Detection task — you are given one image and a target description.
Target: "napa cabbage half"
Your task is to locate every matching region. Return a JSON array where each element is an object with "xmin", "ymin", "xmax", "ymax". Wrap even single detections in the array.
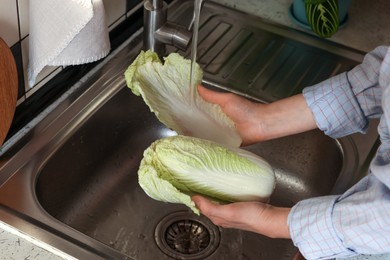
[
  {"xmin": 124, "ymin": 50, "xmax": 241, "ymax": 147},
  {"xmin": 138, "ymin": 135, "xmax": 275, "ymax": 214}
]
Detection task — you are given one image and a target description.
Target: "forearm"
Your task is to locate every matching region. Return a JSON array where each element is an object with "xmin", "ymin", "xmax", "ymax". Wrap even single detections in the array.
[
  {"xmin": 258, "ymin": 205, "xmax": 291, "ymax": 239},
  {"xmin": 260, "ymin": 94, "xmax": 318, "ymax": 141}
]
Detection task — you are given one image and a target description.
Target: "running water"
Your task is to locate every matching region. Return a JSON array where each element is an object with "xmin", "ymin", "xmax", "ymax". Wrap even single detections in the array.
[{"xmin": 189, "ymin": 0, "xmax": 203, "ymax": 109}]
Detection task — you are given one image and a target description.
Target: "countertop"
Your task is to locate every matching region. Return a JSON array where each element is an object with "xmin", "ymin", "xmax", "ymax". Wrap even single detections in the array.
[
  {"xmin": 1, "ymin": 0, "xmax": 390, "ymax": 259},
  {"xmin": 0, "ymin": 221, "xmax": 73, "ymax": 260},
  {"xmin": 212, "ymin": 0, "xmax": 390, "ymax": 53}
]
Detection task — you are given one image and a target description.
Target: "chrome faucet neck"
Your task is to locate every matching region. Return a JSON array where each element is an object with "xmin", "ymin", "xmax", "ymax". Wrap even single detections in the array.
[
  {"xmin": 151, "ymin": 0, "xmax": 163, "ymax": 9},
  {"xmin": 143, "ymin": 0, "xmax": 192, "ymax": 56}
]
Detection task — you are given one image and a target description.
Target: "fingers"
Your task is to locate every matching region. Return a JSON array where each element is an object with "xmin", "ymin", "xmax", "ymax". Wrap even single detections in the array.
[
  {"xmin": 192, "ymin": 195, "xmax": 232, "ymax": 228},
  {"xmin": 192, "ymin": 195, "xmax": 251, "ymax": 223},
  {"xmin": 192, "ymin": 195, "xmax": 259, "ymax": 232},
  {"xmin": 192, "ymin": 195, "xmax": 227, "ymax": 222}
]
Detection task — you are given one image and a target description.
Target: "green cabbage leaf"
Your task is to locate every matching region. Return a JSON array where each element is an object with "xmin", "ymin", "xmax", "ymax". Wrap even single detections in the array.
[
  {"xmin": 124, "ymin": 50, "xmax": 241, "ymax": 147},
  {"xmin": 138, "ymin": 135, "xmax": 275, "ymax": 214}
]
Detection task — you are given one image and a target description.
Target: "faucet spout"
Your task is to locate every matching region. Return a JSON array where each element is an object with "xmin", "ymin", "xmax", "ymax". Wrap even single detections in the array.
[
  {"xmin": 143, "ymin": 0, "xmax": 192, "ymax": 56},
  {"xmin": 150, "ymin": 0, "xmax": 163, "ymax": 9}
]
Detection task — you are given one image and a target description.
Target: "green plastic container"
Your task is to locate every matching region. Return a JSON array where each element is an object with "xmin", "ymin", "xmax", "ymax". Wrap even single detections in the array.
[{"xmin": 289, "ymin": 0, "xmax": 352, "ymax": 30}]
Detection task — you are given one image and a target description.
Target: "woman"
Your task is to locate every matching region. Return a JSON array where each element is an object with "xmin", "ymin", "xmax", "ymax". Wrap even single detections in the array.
[{"xmin": 192, "ymin": 46, "xmax": 390, "ymax": 259}]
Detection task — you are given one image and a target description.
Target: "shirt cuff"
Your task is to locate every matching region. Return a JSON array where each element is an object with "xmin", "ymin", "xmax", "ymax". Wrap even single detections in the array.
[
  {"xmin": 303, "ymin": 72, "xmax": 368, "ymax": 138},
  {"xmin": 288, "ymin": 195, "xmax": 356, "ymax": 259}
]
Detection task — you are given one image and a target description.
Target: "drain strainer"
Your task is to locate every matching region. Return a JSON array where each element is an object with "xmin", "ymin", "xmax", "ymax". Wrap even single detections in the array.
[{"xmin": 155, "ymin": 211, "xmax": 220, "ymax": 259}]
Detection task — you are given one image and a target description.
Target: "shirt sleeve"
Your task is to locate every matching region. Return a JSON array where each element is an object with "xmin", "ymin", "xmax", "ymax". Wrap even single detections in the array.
[
  {"xmin": 288, "ymin": 174, "xmax": 390, "ymax": 259},
  {"xmin": 288, "ymin": 46, "xmax": 390, "ymax": 259},
  {"xmin": 302, "ymin": 46, "xmax": 388, "ymax": 138}
]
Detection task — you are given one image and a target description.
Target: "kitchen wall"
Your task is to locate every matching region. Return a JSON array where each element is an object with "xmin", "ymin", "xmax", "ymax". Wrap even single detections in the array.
[{"xmin": 0, "ymin": 0, "xmax": 143, "ymax": 106}]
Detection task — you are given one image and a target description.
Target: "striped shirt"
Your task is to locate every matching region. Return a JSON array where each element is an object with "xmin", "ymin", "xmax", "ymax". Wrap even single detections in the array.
[{"xmin": 288, "ymin": 46, "xmax": 390, "ymax": 259}]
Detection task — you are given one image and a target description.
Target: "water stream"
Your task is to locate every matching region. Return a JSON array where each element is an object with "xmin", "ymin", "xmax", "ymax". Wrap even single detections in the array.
[{"xmin": 189, "ymin": 0, "xmax": 204, "ymax": 109}]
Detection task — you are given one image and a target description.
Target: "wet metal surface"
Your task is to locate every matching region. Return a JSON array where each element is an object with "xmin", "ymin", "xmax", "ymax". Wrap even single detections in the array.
[{"xmin": 0, "ymin": 1, "xmax": 378, "ymax": 259}]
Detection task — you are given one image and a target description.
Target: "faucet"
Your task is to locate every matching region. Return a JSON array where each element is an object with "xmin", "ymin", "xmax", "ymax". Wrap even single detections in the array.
[{"xmin": 143, "ymin": 0, "xmax": 192, "ymax": 55}]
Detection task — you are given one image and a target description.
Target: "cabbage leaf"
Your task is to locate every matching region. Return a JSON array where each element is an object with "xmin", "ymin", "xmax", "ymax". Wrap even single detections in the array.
[
  {"xmin": 138, "ymin": 135, "xmax": 275, "ymax": 214},
  {"xmin": 124, "ymin": 50, "xmax": 242, "ymax": 147}
]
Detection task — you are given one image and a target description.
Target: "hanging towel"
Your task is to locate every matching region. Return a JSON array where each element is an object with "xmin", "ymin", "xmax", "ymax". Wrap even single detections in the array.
[{"xmin": 28, "ymin": 0, "xmax": 111, "ymax": 87}]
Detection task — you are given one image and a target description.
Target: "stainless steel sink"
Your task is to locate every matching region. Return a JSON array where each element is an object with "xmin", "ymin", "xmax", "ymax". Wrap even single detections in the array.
[{"xmin": 0, "ymin": 1, "xmax": 379, "ymax": 259}]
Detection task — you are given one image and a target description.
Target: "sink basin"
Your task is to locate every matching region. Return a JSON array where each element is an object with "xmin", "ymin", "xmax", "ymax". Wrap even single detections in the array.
[
  {"xmin": 34, "ymin": 87, "xmax": 349, "ymax": 259},
  {"xmin": 0, "ymin": 1, "xmax": 378, "ymax": 259}
]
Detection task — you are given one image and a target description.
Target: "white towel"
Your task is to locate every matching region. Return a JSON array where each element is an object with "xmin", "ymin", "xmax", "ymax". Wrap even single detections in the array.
[{"xmin": 28, "ymin": 0, "xmax": 111, "ymax": 87}]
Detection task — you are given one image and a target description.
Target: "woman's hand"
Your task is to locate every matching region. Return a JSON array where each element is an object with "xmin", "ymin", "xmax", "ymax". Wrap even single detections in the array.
[
  {"xmin": 192, "ymin": 195, "xmax": 291, "ymax": 239},
  {"xmin": 197, "ymin": 85, "xmax": 317, "ymax": 146},
  {"xmin": 198, "ymin": 85, "xmax": 266, "ymax": 145}
]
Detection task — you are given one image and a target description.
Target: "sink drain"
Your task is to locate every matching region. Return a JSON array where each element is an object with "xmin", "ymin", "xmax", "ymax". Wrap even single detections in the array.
[{"xmin": 155, "ymin": 211, "xmax": 220, "ymax": 259}]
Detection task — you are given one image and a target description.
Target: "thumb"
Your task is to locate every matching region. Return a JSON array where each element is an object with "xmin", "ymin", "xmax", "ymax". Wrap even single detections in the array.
[
  {"xmin": 197, "ymin": 85, "xmax": 229, "ymax": 106},
  {"xmin": 192, "ymin": 195, "xmax": 219, "ymax": 216}
]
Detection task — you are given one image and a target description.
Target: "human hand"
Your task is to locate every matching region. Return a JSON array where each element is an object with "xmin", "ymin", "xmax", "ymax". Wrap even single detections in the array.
[
  {"xmin": 197, "ymin": 85, "xmax": 267, "ymax": 145},
  {"xmin": 192, "ymin": 195, "xmax": 291, "ymax": 239},
  {"xmin": 197, "ymin": 85, "xmax": 317, "ymax": 145}
]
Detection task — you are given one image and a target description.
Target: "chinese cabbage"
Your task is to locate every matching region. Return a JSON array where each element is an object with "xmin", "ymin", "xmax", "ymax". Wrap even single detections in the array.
[
  {"xmin": 138, "ymin": 135, "xmax": 275, "ymax": 214},
  {"xmin": 124, "ymin": 50, "xmax": 241, "ymax": 147}
]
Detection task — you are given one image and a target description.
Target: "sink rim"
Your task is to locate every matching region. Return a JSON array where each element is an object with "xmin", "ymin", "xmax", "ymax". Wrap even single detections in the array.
[
  {"xmin": 0, "ymin": 1, "xmax": 376, "ymax": 258},
  {"xmin": 0, "ymin": 76, "xmax": 361, "ymax": 260},
  {"xmin": 0, "ymin": 77, "xmax": 360, "ymax": 260},
  {"xmin": 0, "ymin": 75, "xmax": 357, "ymax": 259}
]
